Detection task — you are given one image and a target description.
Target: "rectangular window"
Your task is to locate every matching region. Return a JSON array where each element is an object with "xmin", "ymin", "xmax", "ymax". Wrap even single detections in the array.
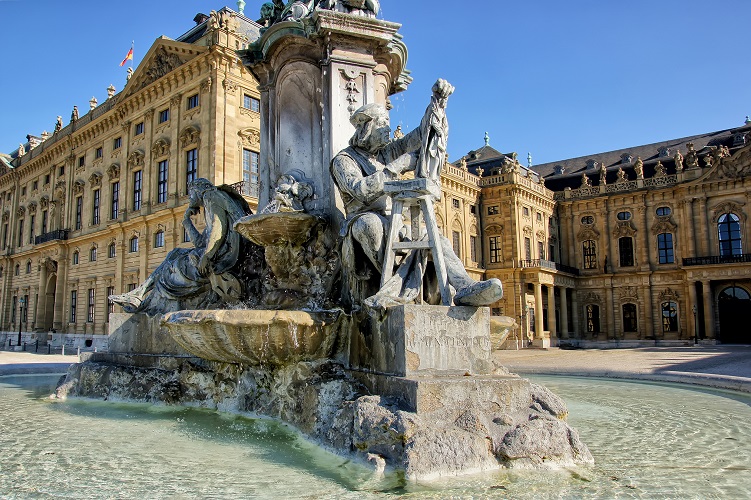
[
  {"xmin": 538, "ymin": 241, "xmax": 545, "ymax": 260},
  {"xmin": 2, "ymin": 223, "xmax": 7, "ymax": 248},
  {"xmin": 583, "ymin": 240, "xmax": 597, "ymax": 270},
  {"xmin": 619, "ymin": 237, "xmax": 634, "ymax": 267},
  {"xmin": 523, "ymin": 207, "xmax": 530, "ymax": 217},
  {"xmin": 452, "ymin": 198, "xmax": 460, "ymax": 209},
  {"xmin": 157, "ymin": 160, "xmax": 169, "ymax": 204},
  {"xmin": 59, "ymin": 165, "xmax": 65, "ymax": 177},
  {"xmin": 242, "ymin": 149, "xmax": 259, "ymax": 185},
  {"xmin": 130, "ymin": 237, "xmax": 139, "ymax": 253},
  {"xmin": 470, "ymin": 235, "xmax": 477, "ymax": 263},
  {"xmin": 78, "ymin": 156, "xmax": 85, "ymax": 168},
  {"xmin": 452, "ymin": 231, "xmax": 461, "ymax": 258},
  {"xmin": 41, "ymin": 210, "xmax": 48, "ymax": 235},
  {"xmin": 32, "ymin": 180, "xmax": 38, "ymax": 191},
  {"xmin": 134, "ymin": 122, "xmax": 144, "ymax": 135},
  {"xmin": 622, "ymin": 304, "xmax": 638, "ymax": 332},
  {"xmin": 87, "ymin": 288, "xmax": 95, "ymax": 323},
  {"xmin": 28, "ymin": 214, "xmax": 35, "ymax": 244},
  {"xmin": 113, "ymin": 137, "xmax": 122, "ymax": 149},
  {"xmin": 18, "ymin": 219, "xmax": 24, "ymax": 246},
  {"xmin": 243, "ymin": 94, "xmax": 260, "ymax": 112},
  {"xmin": 127, "ymin": 283, "xmax": 137, "ymax": 292},
  {"xmin": 107, "ymin": 286, "xmax": 115, "ymax": 319},
  {"xmin": 186, "ymin": 149, "xmax": 198, "ymax": 191},
  {"xmin": 187, "ymin": 94, "xmax": 199, "ymax": 109},
  {"xmin": 469, "ymin": 205, "xmax": 476, "ymax": 215},
  {"xmin": 108, "ymin": 243, "xmax": 116, "ymax": 258},
  {"xmin": 487, "ymin": 206, "xmax": 499, "ymax": 216},
  {"xmin": 133, "ymin": 170, "xmax": 142, "ymax": 211},
  {"xmin": 11, "ymin": 296, "xmax": 17, "ymax": 325},
  {"xmin": 154, "ymin": 231, "xmax": 165, "ymax": 248},
  {"xmin": 158, "ymin": 108, "xmax": 170, "ymax": 123},
  {"xmin": 92, "ymin": 189, "xmax": 101, "ymax": 225},
  {"xmin": 658, "ymin": 233, "xmax": 674, "ymax": 264},
  {"xmin": 111, "ymin": 181, "xmax": 120, "ymax": 219},
  {"xmin": 95, "ymin": 147, "xmax": 103, "ymax": 159},
  {"xmin": 489, "ymin": 236, "xmax": 501, "ymax": 264},
  {"xmin": 549, "ymin": 244, "xmax": 556, "ymax": 263},
  {"xmin": 524, "ymin": 237, "xmax": 531, "ymax": 261},
  {"xmin": 44, "ymin": 174, "xmax": 50, "ymax": 185},
  {"xmin": 70, "ymin": 290, "xmax": 77, "ymax": 323},
  {"xmin": 75, "ymin": 196, "xmax": 83, "ymax": 230}
]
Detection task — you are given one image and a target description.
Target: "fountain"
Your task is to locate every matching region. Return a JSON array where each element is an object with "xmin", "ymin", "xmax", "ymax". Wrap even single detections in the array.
[{"xmin": 56, "ymin": 2, "xmax": 593, "ymax": 480}]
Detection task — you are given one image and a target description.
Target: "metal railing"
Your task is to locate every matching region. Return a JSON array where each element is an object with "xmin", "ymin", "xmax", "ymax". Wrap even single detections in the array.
[
  {"xmin": 683, "ymin": 253, "xmax": 751, "ymax": 266},
  {"xmin": 228, "ymin": 181, "xmax": 259, "ymax": 198},
  {"xmin": 518, "ymin": 259, "xmax": 580, "ymax": 275},
  {"xmin": 35, "ymin": 229, "xmax": 70, "ymax": 245}
]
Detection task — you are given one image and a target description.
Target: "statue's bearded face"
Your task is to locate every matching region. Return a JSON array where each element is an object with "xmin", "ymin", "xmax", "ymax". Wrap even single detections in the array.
[{"xmin": 364, "ymin": 115, "xmax": 391, "ymax": 152}]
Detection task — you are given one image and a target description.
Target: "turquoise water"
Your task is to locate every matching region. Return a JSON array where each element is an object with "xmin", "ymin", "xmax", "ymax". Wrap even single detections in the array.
[{"xmin": 1, "ymin": 373, "xmax": 750, "ymax": 498}]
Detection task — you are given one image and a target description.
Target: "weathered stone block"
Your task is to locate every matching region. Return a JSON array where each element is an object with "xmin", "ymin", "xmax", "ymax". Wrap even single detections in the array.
[
  {"xmin": 108, "ymin": 313, "xmax": 189, "ymax": 356},
  {"xmin": 350, "ymin": 305, "xmax": 492, "ymax": 376}
]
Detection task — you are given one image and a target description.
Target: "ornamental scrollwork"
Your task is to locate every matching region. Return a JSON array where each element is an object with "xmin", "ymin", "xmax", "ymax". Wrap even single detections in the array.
[{"xmin": 180, "ymin": 126, "xmax": 201, "ymax": 149}]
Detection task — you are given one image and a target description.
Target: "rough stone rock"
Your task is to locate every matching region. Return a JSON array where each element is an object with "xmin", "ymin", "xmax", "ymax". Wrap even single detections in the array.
[
  {"xmin": 530, "ymin": 382, "xmax": 569, "ymax": 419},
  {"xmin": 495, "ymin": 418, "xmax": 594, "ymax": 466}
]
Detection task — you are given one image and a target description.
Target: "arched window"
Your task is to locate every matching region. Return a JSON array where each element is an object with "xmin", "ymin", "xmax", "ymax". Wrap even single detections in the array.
[
  {"xmin": 656, "ymin": 206, "xmax": 671, "ymax": 217},
  {"xmin": 657, "ymin": 233, "xmax": 674, "ymax": 264},
  {"xmin": 154, "ymin": 230, "xmax": 165, "ymax": 248},
  {"xmin": 618, "ymin": 237, "xmax": 634, "ymax": 267},
  {"xmin": 622, "ymin": 303, "xmax": 637, "ymax": 332},
  {"xmin": 718, "ymin": 213, "xmax": 742, "ymax": 257},
  {"xmin": 583, "ymin": 240, "xmax": 597, "ymax": 269},
  {"xmin": 72, "ymin": 251, "xmax": 79, "ymax": 265},
  {"xmin": 25, "ymin": 260, "xmax": 31, "ymax": 274},
  {"xmin": 15, "ymin": 264, "xmax": 20, "ymax": 276},
  {"xmin": 89, "ymin": 246, "xmax": 97, "ymax": 262},
  {"xmin": 130, "ymin": 236, "xmax": 139, "ymax": 253},
  {"xmin": 108, "ymin": 242, "xmax": 116, "ymax": 258},
  {"xmin": 661, "ymin": 301, "xmax": 678, "ymax": 332},
  {"xmin": 586, "ymin": 304, "xmax": 600, "ymax": 333}
]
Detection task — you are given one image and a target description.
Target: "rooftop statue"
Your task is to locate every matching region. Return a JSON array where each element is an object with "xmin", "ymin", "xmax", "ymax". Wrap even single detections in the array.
[
  {"xmin": 331, "ymin": 79, "xmax": 502, "ymax": 309},
  {"xmin": 260, "ymin": 0, "xmax": 379, "ymax": 27},
  {"xmin": 110, "ymin": 178, "xmax": 259, "ymax": 314}
]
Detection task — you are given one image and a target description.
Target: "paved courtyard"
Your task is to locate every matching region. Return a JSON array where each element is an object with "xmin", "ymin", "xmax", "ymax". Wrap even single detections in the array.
[{"xmin": 495, "ymin": 345, "xmax": 751, "ymax": 393}]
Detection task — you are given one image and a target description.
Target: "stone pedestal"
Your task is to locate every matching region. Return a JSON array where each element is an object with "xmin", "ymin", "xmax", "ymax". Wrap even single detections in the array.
[{"xmin": 349, "ymin": 305, "xmax": 492, "ymax": 376}]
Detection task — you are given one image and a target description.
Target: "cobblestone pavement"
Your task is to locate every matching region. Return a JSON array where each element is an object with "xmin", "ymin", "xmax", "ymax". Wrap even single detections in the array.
[{"xmin": 494, "ymin": 345, "xmax": 751, "ymax": 393}]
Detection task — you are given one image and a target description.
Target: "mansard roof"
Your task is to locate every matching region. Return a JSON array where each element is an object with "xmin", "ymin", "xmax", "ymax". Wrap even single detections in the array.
[{"xmin": 532, "ymin": 123, "xmax": 751, "ymax": 191}]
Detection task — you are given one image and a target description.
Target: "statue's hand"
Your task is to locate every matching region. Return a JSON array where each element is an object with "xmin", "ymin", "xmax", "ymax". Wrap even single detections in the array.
[
  {"xmin": 198, "ymin": 255, "xmax": 210, "ymax": 276},
  {"xmin": 432, "ymin": 78, "xmax": 455, "ymax": 102}
]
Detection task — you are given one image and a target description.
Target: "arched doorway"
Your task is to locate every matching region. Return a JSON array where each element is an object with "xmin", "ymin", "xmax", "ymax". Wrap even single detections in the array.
[
  {"xmin": 718, "ymin": 286, "xmax": 751, "ymax": 344},
  {"xmin": 43, "ymin": 273, "xmax": 57, "ymax": 332}
]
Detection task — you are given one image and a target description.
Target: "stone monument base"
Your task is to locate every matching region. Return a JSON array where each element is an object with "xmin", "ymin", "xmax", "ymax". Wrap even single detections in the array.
[{"xmin": 55, "ymin": 306, "xmax": 592, "ymax": 481}]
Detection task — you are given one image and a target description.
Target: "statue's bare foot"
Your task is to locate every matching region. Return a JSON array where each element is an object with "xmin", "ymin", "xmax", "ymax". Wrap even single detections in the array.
[
  {"xmin": 109, "ymin": 293, "xmax": 143, "ymax": 313},
  {"xmin": 454, "ymin": 278, "xmax": 503, "ymax": 307}
]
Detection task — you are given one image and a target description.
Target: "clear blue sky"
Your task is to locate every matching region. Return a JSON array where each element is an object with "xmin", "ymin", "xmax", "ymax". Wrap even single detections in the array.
[{"xmin": 1, "ymin": 1, "xmax": 749, "ymax": 164}]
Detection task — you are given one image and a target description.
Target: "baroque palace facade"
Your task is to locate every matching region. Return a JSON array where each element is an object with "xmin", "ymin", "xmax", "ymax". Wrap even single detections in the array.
[
  {"xmin": 2, "ymin": 8, "xmax": 749, "ymax": 348},
  {"xmin": 0, "ymin": 9, "xmax": 263, "ymax": 341}
]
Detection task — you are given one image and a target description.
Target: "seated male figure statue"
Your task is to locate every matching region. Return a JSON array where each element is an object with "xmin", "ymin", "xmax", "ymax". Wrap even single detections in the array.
[{"xmin": 331, "ymin": 79, "xmax": 502, "ymax": 308}]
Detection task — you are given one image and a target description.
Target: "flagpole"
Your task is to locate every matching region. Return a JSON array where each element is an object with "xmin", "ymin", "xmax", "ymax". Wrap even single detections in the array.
[{"xmin": 130, "ymin": 41, "xmax": 134, "ymax": 68}]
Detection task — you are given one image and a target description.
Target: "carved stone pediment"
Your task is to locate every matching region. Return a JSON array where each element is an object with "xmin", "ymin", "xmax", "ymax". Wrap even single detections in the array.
[
  {"xmin": 16, "ymin": 206, "xmax": 25, "ymax": 217},
  {"xmin": 89, "ymin": 172, "xmax": 103, "ymax": 187},
  {"xmin": 485, "ymin": 224, "xmax": 503, "ymax": 235},
  {"xmin": 151, "ymin": 138, "xmax": 171, "ymax": 158},
  {"xmin": 582, "ymin": 291, "xmax": 601, "ymax": 304},
  {"xmin": 612, "ymin": 220, "xmax": 637, "ymax": 238},
  {"xmin": 27, "ymin": 202, "xmax": 37, "ymax": 214},
  {"xmin": 39, "ymin": 196, "xmax": 49, "ymax": 209},
  {"xmin": 522, "ymin": 225, "xmax": 533, "ymax": 236},
  {"xmin": 651, "ymin": 216, "xmax": 677, "ymax": 235},
  {"xmin": 141, "ymin": 47, "xmax": 184, "ymax": 89},
  {"xmin": 73, "ymin": 179, "xmax": 86, "ymax": 195},
  {"xmin": 536, "ymin": 230, "xmax": 546, "ymax": 241},
  {"xmin": 107, "ymin": 163, "xmax": 120, "ymax": 180},
  {"xmin": 658, "ymin": 287, "xmax": 679, "ymax": 302},
  {"xmin": 180, "ymin": 126, "xmax": 201, "ymax": 149},
  {"xmin": 238, "ymin": 128, "xmax": 260, "ymax": 148},
  {"xmin": 1, "ymin": 211, "xmax": 8, "ymax": 222},
  {"xmin": 710, "ymin": 200, "xmax": 745, "ymax": 223},
  {"xmin": 127, "ymin": 150, "xmax": 145, "ymax": 169},
  {"xmin": 576, "ymin": 226, "xmax": 600, "ymax": 241},
  {"xmin": 618, "ymin": 286, "xmax": 638, "ymax": 301},
  {"xmin": 54, "ymin": 180, "xmax": 66, "ymax": 202}
]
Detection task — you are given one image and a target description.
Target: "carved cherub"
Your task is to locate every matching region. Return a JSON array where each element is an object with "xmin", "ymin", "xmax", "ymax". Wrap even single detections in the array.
[
  {"xmin": 674, "ymin": 150, "xmax": 684, "ymax": 172},
  {"xmin": 634, "ymin": 156, "xmax": 644, "ymax": 179},
  {"xmin": 581, "ymin": 172, "xmax": 592, "ymax": 187}
]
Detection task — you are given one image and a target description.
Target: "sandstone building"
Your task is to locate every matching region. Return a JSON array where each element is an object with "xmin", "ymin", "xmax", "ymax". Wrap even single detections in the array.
[
  {"xmin": 0, "ymin": 9, "xmax": 263, "ymax": 343},
  {"xmin": 2, "ymin": 7, "xmax": 749, "ymax": 348}
]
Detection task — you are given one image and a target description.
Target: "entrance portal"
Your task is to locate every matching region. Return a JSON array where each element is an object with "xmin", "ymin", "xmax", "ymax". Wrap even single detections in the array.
[{"xmin": 718, "ymin": 286, "xmax": 751, "ymax": 344}]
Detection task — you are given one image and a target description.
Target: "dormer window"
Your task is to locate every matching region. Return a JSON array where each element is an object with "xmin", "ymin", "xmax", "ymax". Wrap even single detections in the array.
[
  {"xmin": 733, "ymin": 133, "xmax": 746, "ymax": 147},
  {"xmin": 585, "ymin": 159, "xmax": 598, "ymax": 170},
  {"xmin": 658, "ymin": 146, "xmax": 671, "ymax": 157},
  {"xmin": 553, "ymin": 165, "xmax": 565, "ymax": 175},
  {"xmin": 620, "ymin": 153, "xmax": 633, "ymax": 164}
]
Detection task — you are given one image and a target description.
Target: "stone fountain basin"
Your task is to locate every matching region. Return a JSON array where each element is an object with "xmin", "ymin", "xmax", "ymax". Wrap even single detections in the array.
[
  {"xmin": 234, "ymin": 212, "xmax": 320, "ymax": 247},
  {"xmin": 161, "ymin": 309, "xmax": 347, "ymax": 366}
]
